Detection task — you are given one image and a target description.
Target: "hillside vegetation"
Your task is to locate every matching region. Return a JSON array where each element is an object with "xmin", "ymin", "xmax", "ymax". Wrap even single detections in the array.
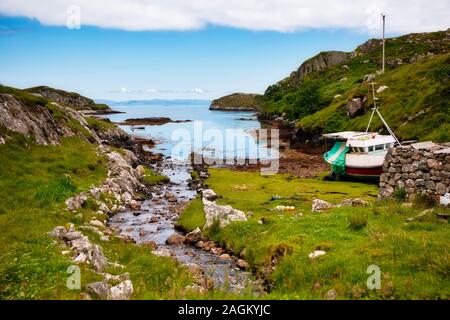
[
  {"xmin": 210, "ymin": 93, "xmax": 263, "ymax": 111},
  {"xmin": 261, "ymin": 29, "xmax": 450, "ymax": 143}
]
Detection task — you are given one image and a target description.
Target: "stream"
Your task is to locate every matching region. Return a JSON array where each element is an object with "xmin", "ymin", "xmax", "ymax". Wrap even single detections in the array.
[{"xmin": 108, "ymin": 159, "xmax": 259, "ymax": 293}]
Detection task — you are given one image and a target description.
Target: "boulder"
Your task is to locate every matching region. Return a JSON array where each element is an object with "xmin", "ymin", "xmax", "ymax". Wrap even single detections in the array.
[
  {"xmin": 185, "ymin": 227, "xmax": 203, "ymax": 244},
  {"xmin": 202, "ymin": 189, "xmax": 218, "ymax": 201},
  {"xmin": 347, "ymin": 97, "xmax": 367, "ymax": 118},
  {"xmin": 236, "ymin": 259, "xmax": 249, "ymax": 270},
  {"xmin": 86, "ymin": 281, "xmax": 111, "ymax": 300},
  {"xmin": 90, "ymin": 219, "xmax": 105, "ymax": 229},
  {"xmin": 107, "ymin": 280, "xmax": 134, "ymax": 300},
  {"xmin": 129, "ymin": 200, "xmax": 141, "ymax": 210},
  {"xmin": 195, "ymin": 241, "xmax": 207, "ymax": 249},
  {"xmin": 50, "ymin": 226, "xmax": 67, "ymax": 239},
  {"xmin": 91, "ymin": 244, "xmax": 108, "ymax": 272},
  {"xmin": 165, "ymin": 233, "xmax": 186, "ymax": 245},
  {"xmin": 312, "ymin": 199, "xmax": 334, "ymax": 212},
  {"xmin": 218, "ymin": 253, "xmax": 231, "ymax": 261},
  {"xmin": 203, "ymin": 198, "xmax": 247, "ymax": 228},
  {"xmin": 62, "ymin": 231, "xmax": 82, "ymax": 241}
]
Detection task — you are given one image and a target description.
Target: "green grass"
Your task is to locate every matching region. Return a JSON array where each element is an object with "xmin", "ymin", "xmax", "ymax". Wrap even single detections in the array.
[
  {"xmin": 179, "ymin": 168, "xmax": 450, "ymax": 299},
  {"xmin": 85, "ymin": 116, "xmax": 116, "ymax": 133},
  {"xmin": 0, "ymin": 136, "xmax": 107, "ymax": 299},
  {"xmin": 0, "ymin": 84, "xmax": 47, "ymax": 108},
  {"xmin": 0, "ymin": 137, "xmax": 197, "ymax": 299},
  {"xmin": 177, "ymin": 196, "xmax": 206, "ymax": 232},
  {"xmin": 142, "ymin": 167, "xmax": 170, "ymax": 186}
]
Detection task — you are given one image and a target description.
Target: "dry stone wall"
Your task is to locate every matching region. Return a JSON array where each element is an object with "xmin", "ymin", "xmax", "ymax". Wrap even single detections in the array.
[{"xmin": 379, "ymin": 141, "xmax": 450, "ymax": 202}]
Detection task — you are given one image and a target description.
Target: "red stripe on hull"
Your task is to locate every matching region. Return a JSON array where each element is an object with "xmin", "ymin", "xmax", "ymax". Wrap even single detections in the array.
[{"xmin": 345, "ymin": 167, "xmax": 383, "ymax": 176}]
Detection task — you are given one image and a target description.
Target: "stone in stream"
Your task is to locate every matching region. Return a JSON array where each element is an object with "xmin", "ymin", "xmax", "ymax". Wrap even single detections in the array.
[
  {"xmin": 194, "ymin": 241, "xmax": 207, "ymax": 249},
  {"xmin": 139, "ymin": 229, "xmax": 149, "ymax": 237},
  {"xmin": 165, "ymin": 233, "xmax": 186, "ymax": 245},
  {"xmin": 149, "ymin": 216, "xmax": 159, "ymax": 223},
  {"xmin": 185, "ymin": 227, "xmax": 203, "ymax": 244},
  {"xmin": 141, "ymin": 240, "xmax": 158, "ymax": 250},
  {"xmin": 167, "ymin": 196, "xmax": 178, "ymax": 203},
  {"xmin": 236, "ymin": 259, "xmax": 249, "ymax": 270},
  {"xmin": 218, "ymin": 253, "xmax": 231, "ymax": 261},
  {"xmin": 133, "ymin": 212, "xmax": 142, "ymax": 216},
  {"xmin": 129, "ymin": 200, "xmax": 141, "ymax": 210}
]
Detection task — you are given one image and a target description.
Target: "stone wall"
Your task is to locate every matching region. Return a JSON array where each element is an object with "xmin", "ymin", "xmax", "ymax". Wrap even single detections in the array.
[{"xmin": 379, "ymin": 141, "xmax": 450, "ymax": 201}]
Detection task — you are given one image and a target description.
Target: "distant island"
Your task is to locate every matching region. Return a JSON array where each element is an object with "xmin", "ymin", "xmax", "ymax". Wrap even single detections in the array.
[
  {"xmin": 209, "ymin": 93, "xmax": 263, "ymax": 111},
  {"xmin": 98, "ymin": 99, "xmax": 210, "ymax": 107}
]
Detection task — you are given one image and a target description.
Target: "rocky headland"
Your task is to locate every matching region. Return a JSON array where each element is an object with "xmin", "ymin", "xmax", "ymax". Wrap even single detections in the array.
[{"xmin": 209, "ymin": 93, "xmax": 262, "ymax": 111}]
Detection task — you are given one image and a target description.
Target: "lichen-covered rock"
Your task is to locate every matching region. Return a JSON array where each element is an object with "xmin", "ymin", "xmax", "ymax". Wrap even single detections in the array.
[
  {"xmin": 312, "ymin": 199, "xmax": 334, "ymax": 212},
  {"xmin": 107, "ymin": 280, "xmax": 134, "ymax": 300},
  {"xmin": 203, "ymin": 196, "xmax": 247, "ymax": 228}
]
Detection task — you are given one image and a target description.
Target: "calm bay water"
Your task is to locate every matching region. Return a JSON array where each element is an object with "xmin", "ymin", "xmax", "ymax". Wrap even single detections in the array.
[{"xmin": 104, "ymin": 102, "xmax": 277, "ymax": 161}]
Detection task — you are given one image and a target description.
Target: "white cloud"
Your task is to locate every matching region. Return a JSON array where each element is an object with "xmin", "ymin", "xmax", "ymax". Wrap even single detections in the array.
[
  {"xmin": 190, "ymin": 88, "xmax": 204, "ymax": 94},
  {"xmin": 1, "ymin": 0, "xmax": 447, "ymax": 34}
]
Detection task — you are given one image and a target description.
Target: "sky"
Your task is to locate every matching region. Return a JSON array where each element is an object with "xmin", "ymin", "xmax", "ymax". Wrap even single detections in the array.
[{"xmin": 0, "ymin": 0, "xmax": 449, "ymax": 101}]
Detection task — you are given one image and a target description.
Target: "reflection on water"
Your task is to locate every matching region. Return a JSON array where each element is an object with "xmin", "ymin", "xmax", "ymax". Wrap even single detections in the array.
[{"xmin": 104, "ymin": 103, "xmax": 278, "ymax": 161}]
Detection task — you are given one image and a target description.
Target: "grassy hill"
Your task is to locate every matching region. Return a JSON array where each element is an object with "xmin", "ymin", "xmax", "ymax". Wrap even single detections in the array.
[
  {"xmin": 210, "ymin": 93, "xmax": 263, "ymax": 111},
  {"xmin": 261, "ymin": 29, "xmax": 450, "ymax": 143}
]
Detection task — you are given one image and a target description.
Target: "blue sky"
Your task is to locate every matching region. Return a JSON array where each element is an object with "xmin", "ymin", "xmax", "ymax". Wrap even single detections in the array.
[
  {"xmin": 0, "ymin": 17, "xmax": 371, "ymax": 100},
  {"xmin": 0, "ymin": 0, "xmax": 448, "ymax": 101}
]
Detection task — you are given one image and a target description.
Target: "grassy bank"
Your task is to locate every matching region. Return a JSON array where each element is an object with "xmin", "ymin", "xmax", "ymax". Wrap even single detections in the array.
[
  {"xmin": 0, "ymin": 136, "xmax": 195, "ymax": 299},
  {"xmin": 179, "ymin": 168, "xmax": 450, "ymax": 299}
]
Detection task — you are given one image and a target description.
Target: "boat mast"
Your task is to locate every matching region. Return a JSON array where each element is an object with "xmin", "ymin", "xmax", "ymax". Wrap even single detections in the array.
[{"xmin": 381, "ymin": 13, "xmax": 386, "ymax": 74}]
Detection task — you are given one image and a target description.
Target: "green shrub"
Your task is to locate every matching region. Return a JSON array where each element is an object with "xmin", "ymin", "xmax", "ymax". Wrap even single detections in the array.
[{"xmin": 393, "ymin": 187, "xmax": 407, "ymax": 201}]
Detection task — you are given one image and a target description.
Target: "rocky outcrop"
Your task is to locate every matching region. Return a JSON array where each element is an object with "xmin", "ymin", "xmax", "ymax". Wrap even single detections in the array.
[
  {"xmin": 379, "ymin": 142, "xmax": 450, "ymax": 201},
  {"xmin": 65, "ymin": 146, "xmax": 147, "ymax": 215},
  {"xmin": 295, "ymin": 51, "xmax": 352, "ymax": 81},
  {"xmin": 210, "ymin": 93, "xmax": 262, "ymax": 111},
  {"xmin": 346, "ymin": 96, "xmax": 368, "ymax": 118},
  {"xmin": 0, "ymin": 94, "xmax": 100, "ymax": 145},
  {"xmin": 25, "ymin": 86, "xmax": 112, "ymax": 112}
]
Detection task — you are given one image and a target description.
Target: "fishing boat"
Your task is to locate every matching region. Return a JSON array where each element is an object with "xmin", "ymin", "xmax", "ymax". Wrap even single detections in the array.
[{"xmin": 323, "ymin": 83, "xmax": 401, "ymax": 179}]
